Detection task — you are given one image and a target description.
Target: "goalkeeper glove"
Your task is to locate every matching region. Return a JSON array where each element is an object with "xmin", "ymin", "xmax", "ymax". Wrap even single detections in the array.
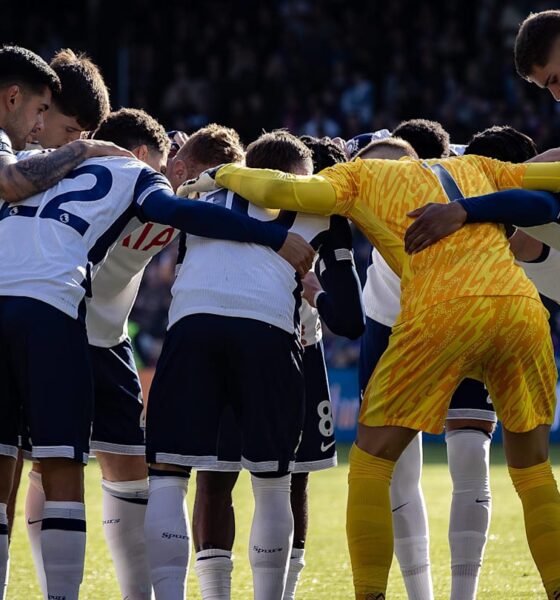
[{"xmin": 177, "ymin": 165, "xmax": 223, "ymax": 198}]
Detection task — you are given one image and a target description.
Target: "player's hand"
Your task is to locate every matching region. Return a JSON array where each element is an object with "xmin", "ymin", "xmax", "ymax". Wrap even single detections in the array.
[
  {"xmin": 76, "ymin": 139, "xmax": 134, "ymax": 159},
  {"xmin": 177, "ymin": 165, "xmax": 223, "ymax": 198},
  {"xmin": 277, "ymin": 232, "xmax": 315, "ymax": 277},
  {"xmin": 301, "ymin": 272, "xmax": 323, "ymax": 307},
  {"xmin": 405, "ymin": 202, "xmax": 467, "ymax": 254}
]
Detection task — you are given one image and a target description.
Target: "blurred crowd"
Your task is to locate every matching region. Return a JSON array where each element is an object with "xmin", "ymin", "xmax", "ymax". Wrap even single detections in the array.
[{"xmin": 5, "ymin": 0, "xmax": 560, "ymax": 367}]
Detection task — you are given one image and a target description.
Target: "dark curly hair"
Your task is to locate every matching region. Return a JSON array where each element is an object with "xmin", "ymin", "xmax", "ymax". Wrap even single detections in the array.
[
  {"xmin": 0, "ymin": 45, "xmax": 60, "ymax": 94},
  {"xmin": 299, "ymin": 135, "xmax": 346, "ymax": 173},
  {"xmin": 94, "ymin": 108, "xmax": 170, "ymax": 154},
  {"xmin": 392, "ymin": 118, "xmax": 450, "ymax": 159},
  {"xmin": 465, "ymin": 125, "xmax": 537, "ymax": 163}
]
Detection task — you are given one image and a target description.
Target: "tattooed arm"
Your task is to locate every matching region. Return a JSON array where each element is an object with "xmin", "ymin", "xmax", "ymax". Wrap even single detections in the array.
[{"xmin": 0, "ymin": 139, "xmax": 133, "ymax": 202}]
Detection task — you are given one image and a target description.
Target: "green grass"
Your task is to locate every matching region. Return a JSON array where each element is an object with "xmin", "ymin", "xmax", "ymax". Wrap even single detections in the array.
[{"xmin": 7, "ymin": 445, "xmax": 560, "ymax": 599}]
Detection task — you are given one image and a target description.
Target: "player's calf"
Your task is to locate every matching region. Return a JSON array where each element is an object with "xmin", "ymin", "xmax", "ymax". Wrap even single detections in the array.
[
  {"xmin": 144, "ymin": 464, "xmax": 191, "ymax": 600},
  {"xmin": 250, "ymin": 472, "xmax": 293, "ymax": 600}
]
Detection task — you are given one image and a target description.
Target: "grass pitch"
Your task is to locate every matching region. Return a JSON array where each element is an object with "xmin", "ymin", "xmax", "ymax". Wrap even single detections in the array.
[{"xmin": 7, "ymin": 444, "xmax": 559, "ymax": 599}]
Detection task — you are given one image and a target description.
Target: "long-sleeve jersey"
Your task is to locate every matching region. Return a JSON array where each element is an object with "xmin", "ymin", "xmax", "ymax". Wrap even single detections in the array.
[{"xmin": 215, "ymin": 156, "xmax": 560, "ymax": 322}]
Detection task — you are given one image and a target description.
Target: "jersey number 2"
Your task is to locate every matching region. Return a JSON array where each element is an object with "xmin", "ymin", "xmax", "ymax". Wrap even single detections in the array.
[{"xmin": 0, "ymin": 165, "xmax": 112, "ymax": 236}]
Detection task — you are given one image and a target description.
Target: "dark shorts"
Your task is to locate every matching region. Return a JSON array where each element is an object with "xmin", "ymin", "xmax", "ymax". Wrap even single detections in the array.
[
  {"xmin": 207, "ymin": 342, "xmax": 337, "ymax": 473},
  {"xmin": 89, "ymin": 340, "xmax": 145, "ymax": 455},
  {"xmin": 359, "ymin": 316, "xmax": 496, "ymax": 422},
  {"xmin": 146, "ymin": 314, "xmax": 305, "ymax": 474},
  {"xmin": 0, "ymin": 297, "xmax": 93, "ymax": 463}
]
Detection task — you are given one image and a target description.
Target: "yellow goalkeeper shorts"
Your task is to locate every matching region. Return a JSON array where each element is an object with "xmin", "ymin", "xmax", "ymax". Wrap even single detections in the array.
[{"xmin": 360, "ymin": 295, "xmax": 557, "ymax": 434}]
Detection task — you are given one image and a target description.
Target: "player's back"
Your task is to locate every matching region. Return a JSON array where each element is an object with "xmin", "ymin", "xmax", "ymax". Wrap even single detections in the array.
[
  {"xmin": 325, "ymin": 155, "xmax": 539, "ymax": 321},
  {"xmin": 0, "ymin": 156, "xmax": 165, "ymax": 319},
  {"xmin": 170, "ymin": 188, "xmax": 331, "ymax": 334}
]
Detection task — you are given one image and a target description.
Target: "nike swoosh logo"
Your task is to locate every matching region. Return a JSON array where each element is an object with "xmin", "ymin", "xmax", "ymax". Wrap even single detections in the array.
[
  {"xmin": 27, "ymin": 518, "xmax": 42, "ymax": 525},
  {"xmin": 320, "ymin": 441, "xmax": 335, "ymax": 452},
  {"xmin": 392, "ymin": 502, "xmax": 409, "ymax": 513},
  {"xmin": 475, "ymin": 498, "xmax": 489, "ymax": 503}
]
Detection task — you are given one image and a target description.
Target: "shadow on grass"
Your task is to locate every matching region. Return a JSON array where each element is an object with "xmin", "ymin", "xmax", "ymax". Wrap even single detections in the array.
[{"xmin": 336, "ymin": 442, "xmax": 560, "ymax": 465}]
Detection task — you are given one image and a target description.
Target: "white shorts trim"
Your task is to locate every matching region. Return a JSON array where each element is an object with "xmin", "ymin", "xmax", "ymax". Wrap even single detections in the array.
[
  {"xmin": 446, "ymin": 408, "xmax": 497, "ymax": 423},
  {"xmin": 241, "ymin": 457, "xmax": 295, "ymax": 473},
  {"xmin": 197, "ymin": 460, "xmax": 243, "ymax": 473},
  {"xmin": 293, "ymin": 455, "xmax": 338, "ymax": 473},
  {"xmin": 0, "ymin": 443, "xmax": 18, "ymax": 459},
  {"xmin": 32, "ymin": 445, "xmax": 89, "ymax": 464},
  {"xmin": 155, "ymin": 452, "xmax": 218, "ymax": 469},
  {"xmin": 90, "ymin": 441, "xmax": 145, "ymax": 456}
]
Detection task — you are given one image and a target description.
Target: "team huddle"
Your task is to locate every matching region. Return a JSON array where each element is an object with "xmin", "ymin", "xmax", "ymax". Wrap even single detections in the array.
[{"xmin": 1, "ymin": 8, "xmax": 560, "ymax": 600}]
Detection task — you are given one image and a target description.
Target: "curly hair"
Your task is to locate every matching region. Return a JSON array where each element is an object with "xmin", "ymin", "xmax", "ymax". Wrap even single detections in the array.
[
  {"xmin": 465, "ymin": 125, "xmax": 537, "ymax": 163},
  {"xmin": 392, "ymin": 118, "xmax": 450, "ymax": 159},
  {"xmin": 94, "ymin": 108, "xmax": 170, "ymax": 154},
  {"xmin": 299, "ymin": 135, "xmax": 346, "ymax": 173}
]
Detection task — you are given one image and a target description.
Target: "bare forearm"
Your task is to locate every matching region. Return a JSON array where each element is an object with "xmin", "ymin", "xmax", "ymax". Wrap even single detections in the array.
[{"xmin": 0, "ymin": 141, "xmax": 88, "ymax": 202}]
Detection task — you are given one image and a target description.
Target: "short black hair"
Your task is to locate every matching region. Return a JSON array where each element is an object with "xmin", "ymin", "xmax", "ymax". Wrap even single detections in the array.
[
  {"xmin": 299, "ymin": 135, "xmax": 346, "ymax": 173},
  {"xmin": 515, "ymin": 10, "xmax": 560, "ymax": 79},
  {"xmin": 0, "ymin": 45, "xmax": 60, "ymax": 95},
  {"xmin": 392, "ymin": 118, "xmax": 450, "ymax": 159},
  {"xmin": 246, "ymin": 130, "xmax": 312, "ymax": 173},
  {"xmin": 50, "ymin": 49, "xmax": 110, "ymax": 130},
  {"xmin": 464, "ymin": 125, "xmax": 537, "ymax": 163},
  {"xmin": 94, "ymin": 108, "xmax": 170, "ymax": 154}
]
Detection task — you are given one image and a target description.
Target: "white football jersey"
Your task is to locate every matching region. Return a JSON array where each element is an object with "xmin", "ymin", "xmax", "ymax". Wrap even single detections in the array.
[
  {"xmin": 0, "ymin": 156, "xmax": 170, "ymax": 319},
  {"xmin": 519, "ymin": 224, "xmax": 560, "ymax": 253},
  {"xmin": 362, "ymin": 248, "xmax": 401, "ymax": 327},
  {"xmin": 87, "ymin": 222, "xmax": 177, "ymax": 347},
  {"xmin": 169, "ymin": 188, "xmax": 334, "ymax": 334},
  {"xmin": 517, "ymin": 247, "xmax": 560, "ymax": 305}
]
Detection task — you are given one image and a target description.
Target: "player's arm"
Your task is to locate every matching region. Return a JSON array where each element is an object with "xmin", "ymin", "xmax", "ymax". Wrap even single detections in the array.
[
  {"xmin": 180, "ymin": 162, "xmax": 343, "ymax": 215},
  {"xmin": 404, "ymin": 189, "xmax": 560, "ymax": 254},
  {"xmin": 137, "ymin": 184, "xmax": 315, "ymax": 275},
  {"xmin": 304, "ymin": 217, "xmax": 365, "ymax": 339},
  {"xmin": 0, "ymin": 139, "xmax": 133, "ymax": 202}
]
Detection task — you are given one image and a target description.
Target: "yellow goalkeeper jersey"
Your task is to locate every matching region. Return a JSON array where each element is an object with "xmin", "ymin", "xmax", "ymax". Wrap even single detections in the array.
[{"xmin": 216, "ymin": 155, "xmax": 557, "ymax": 321}]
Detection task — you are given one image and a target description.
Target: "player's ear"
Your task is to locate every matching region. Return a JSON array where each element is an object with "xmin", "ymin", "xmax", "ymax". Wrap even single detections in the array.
[
  {"xmin": 172, "ymin": 157, "xmax": 187, "ymax": 183},
  {"xmin": 4, "ymin": 85, "xmax": 22, "ymax": 111},
  {"xmin": 132, "ymin": 144, "xmax": 149, "ymax": 162}
]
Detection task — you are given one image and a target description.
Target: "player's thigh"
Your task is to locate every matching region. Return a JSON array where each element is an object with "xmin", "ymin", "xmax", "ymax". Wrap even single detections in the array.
[
  {"xmin": 361, "ymin": 298, "xmax": 493, "ymax": 434},
  {"xmin": 358, "ymin": 317, "xmax": 392, "ymax": 400},
  {"xmin": 483, "ymin": 297, "xmax": 557, "ymax": 433},
  {"xmin": 294, "ymin": 342, "xmax": 337, "ymax": 474},
  {"xmin": 231, "ymin": 319, "xmax": 305, "ymax": 474},
  {"xmin": 90, "ymin": 340, "xmax": 145, "ymax": 456},
  {"xmin": 146, "ymin": 315, "xmax": 227, "ymax": 466},
  {"xmin": 4, "ymin": 298, "xmax": 93, "ymax": 463}
]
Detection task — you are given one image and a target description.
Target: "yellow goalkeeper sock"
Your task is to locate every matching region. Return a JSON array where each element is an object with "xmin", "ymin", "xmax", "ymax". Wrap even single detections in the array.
[
  {"xmin": 346, "ymin": 444, "xmax": 395, "ymax": 599},
  {"xmin": 509, "ymin": 460, "xmax": 560, "ymax": 599}
]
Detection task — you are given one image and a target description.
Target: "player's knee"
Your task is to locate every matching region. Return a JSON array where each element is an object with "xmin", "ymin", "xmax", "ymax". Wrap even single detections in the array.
[
  {"xmin": 40, "ymin": 458, "xmax": 84, "ymax": 502},
  {"xmin": 196, "ymin": 471, "xmax": 238, "ymax": 501},
  {"xmin": 446, "ymin": 428, "xmax": 491, "ymax": 488}
]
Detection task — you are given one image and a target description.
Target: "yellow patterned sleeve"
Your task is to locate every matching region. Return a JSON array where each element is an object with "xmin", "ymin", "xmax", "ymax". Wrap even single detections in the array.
[{"xmin": 215, "ymin": 163, "xmax": 338, "ymax": 215}]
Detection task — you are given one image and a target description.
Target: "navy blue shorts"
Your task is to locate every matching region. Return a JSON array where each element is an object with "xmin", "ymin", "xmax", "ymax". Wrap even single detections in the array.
[
  {"xmin": 359, "ymin": 316, "xmax": 496, "ymax": 422},
  {"xmin": 0, "ymin": 297, "xmax": 93, "ymax": 463},
  {"xmin": 89, "ymin": 340, "xmax": 145, "ymax": 455},
  {"xmin": 146, "ymin": 315, "xmax": 305, "ymax": 474},
  {"xmin": 208, "ymin": 342, "xmax": 337, "ymax": 473}
]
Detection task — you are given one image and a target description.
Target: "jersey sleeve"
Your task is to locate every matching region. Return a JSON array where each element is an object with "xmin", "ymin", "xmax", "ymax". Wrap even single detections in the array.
[
  {"xmin": 215, "ymin": 163, "xmax": 339, "ymax": 215},
  {"xmin": 458, "ymin": 189, "xmax": 560, "ymax": 226},
  {"xmin": 467, "ymin": 155, "xmax": 528, "ymax": 190},
  {"xmin": 136, "ymin": 186, "xmax": 287, "ymax": 250},
  {"xmin": 0, "ymin": 129, "xmax": 14, "ymax": 159},
  {"xmin": 132, "ymin": 167, "xmax": 173, "ymax": 205},
  {"xmin": 314, "ymin": 217, "xmax": 365, "ymax": 340}
]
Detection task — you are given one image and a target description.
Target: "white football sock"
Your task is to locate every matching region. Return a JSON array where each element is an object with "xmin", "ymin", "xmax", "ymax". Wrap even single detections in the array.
[
  {"xmin": 41, "ymin": 500, "xmax": 86, "ymax": 600},
  {"xmin": 102, "ymin": 478, "xmax": 151, "ymax": 599},
  {"xmin": 144, "ymin": 471, "xmax": 190, "ymax": 600},
  {"xmin": 0, "ymin": 503, "xmax": 8, "ymax": 600},
  {"xmin": 249, "ymin": 474, "xmax": 293, "ymax": 600},
  {"xmin": 390, "ymin": 433, "xmax": 434, "ymax": 600},
  {"xmin": 282, "ymin": 547, "xmax": 305, "ymax": 600},
  {"xmin": 195, "ymin": 548, "xmax": 233, "ymax": 600},
  {"xmin": 446, "ymin": 429, "xmax": 491, "ymax": 600},
  {"xmin": 25, "ymin": 470, "xmax": 47, "ymax": 598}
]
